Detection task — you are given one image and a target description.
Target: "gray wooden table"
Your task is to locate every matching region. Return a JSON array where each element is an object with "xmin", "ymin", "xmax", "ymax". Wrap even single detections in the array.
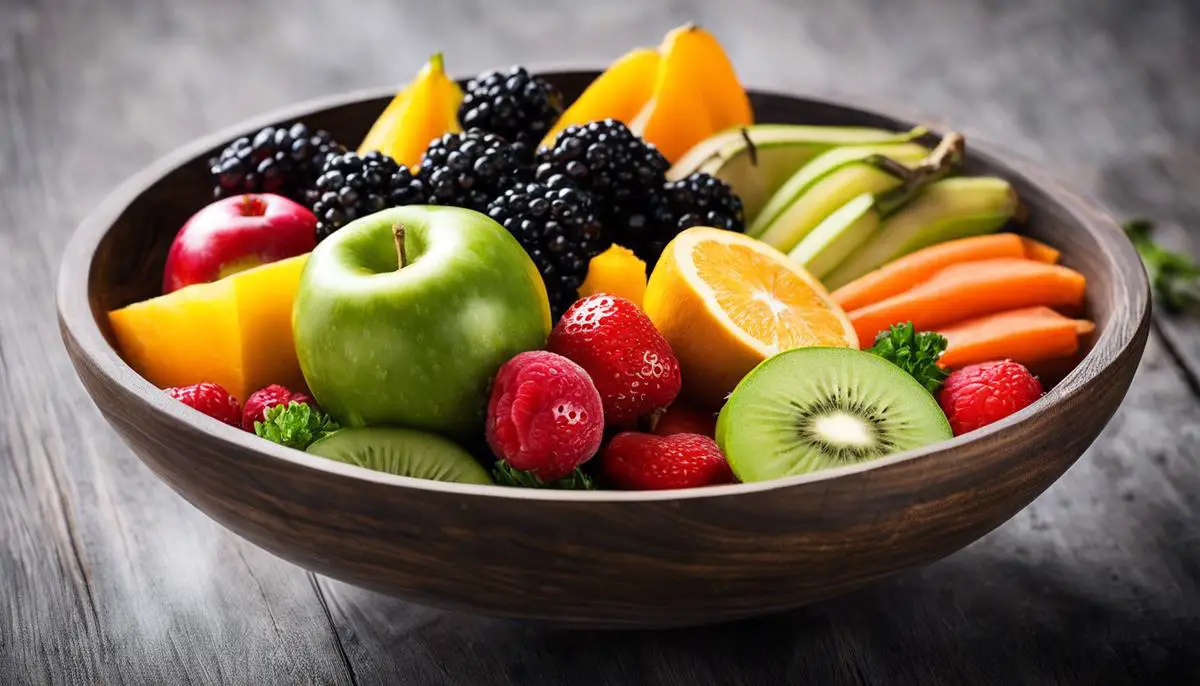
[{"xmin": 3, "ymin": 0, "xmax": 1199, "ymax": 683}]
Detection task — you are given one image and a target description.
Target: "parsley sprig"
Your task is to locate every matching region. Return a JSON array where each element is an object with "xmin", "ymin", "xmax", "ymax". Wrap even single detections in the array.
[
  {"xmin": 867, "ymin": 322, "xmax": 949, "ymax": 394},
  {"xmin": 254, "ymin": 402, "xmax": 340, "ymax": 450},
  {"xmin": 492, "ymin": 462, "xmax": 596, "ymax": 490},
  {"xmin": 1124, "ymin": 219, "xmax": 1200, "ymax": 313}
]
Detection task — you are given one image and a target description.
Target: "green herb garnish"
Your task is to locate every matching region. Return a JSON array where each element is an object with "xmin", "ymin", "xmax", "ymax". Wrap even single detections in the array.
[
  {"xmin": 254, "ymin": 402, "xmax": 340, "ymax": 450},
  {"xmin": 867, "ymin": 322, "xmax": 950, "ymax": 394},
  {"xmin": 492, "ymin": 462, "xmax": 596, "ymax": 490},
  {"xmin": 1124, "ymin": 219, "xmax": 1200, "ymax": 313}
]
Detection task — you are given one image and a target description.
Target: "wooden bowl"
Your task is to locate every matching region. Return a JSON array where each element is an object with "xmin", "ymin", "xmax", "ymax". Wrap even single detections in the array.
[{"xmin": 57, "ymin": 72, "xmax": 1150, "ymax": 629}]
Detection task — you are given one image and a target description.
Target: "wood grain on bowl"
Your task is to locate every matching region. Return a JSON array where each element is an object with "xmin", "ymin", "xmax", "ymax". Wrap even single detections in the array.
[{"xmin": 56, "ymin": 74, "xmax": 1150, "ymax": 628}]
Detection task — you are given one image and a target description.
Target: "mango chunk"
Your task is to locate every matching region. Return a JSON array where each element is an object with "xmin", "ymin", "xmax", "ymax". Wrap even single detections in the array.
[
  {"xmin": 579, "ymin": 244, "xmax": 648, "ymax": 307},
  {"xmin": 357, "ymin": 53, "xmax": 463, "ymax": 169},
  {"xmin": 539, "ymin": 25, "xmax": 751, "ymax": 164},
  {"xmin": 108, "ymin": 254, "xmax": 309, "ymax": 402}
]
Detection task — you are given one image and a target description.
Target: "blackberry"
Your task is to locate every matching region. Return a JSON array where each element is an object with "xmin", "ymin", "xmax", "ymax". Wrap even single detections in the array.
[
  {"xmin": 459, "ymin": 66, "xmax": 564, "ymax": 161},
  {"xmin": 534, "ymin": 119, "xmax": 674, "ymax": 264},
  {"xmin": 209, "ymin": 122, "xmax": 344, "ymax": 204},
  {"xmin": 665, "ymin": 172, "xmax": 745, "ymax": 233},
  {"xmin": 419, "ymin": 129, "xmax": 528, "ymax": 212},
  {"xmin": 310, "ymin": 151, "xmax": 427, "ymax": 241},
  {"xmin": 487, "ymin": 175, "xmax": 606, "ymax": 319}
]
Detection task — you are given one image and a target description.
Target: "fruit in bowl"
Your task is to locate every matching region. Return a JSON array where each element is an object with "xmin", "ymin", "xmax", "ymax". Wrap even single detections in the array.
[
  {"xmin": 58, "ymin": 32, "xmax": 1151, "ymax": 627},
  {"xmin": 163, "ymin": 193, "xmax": 317, "ymax": 293},
  {"xmin": 716, "ymin": 347, "xmax": 952, "ymax": 482},
  {"xmin": 108, "ymin": 253, "xmax": 310, "ymax": 402},
  {"xmin": 293, "ymin": 205, "xmax": 551, "ymax": 436},
  {"xmin": 104, "ymin": 28, "xmax": 1105, "ymax": 482}
]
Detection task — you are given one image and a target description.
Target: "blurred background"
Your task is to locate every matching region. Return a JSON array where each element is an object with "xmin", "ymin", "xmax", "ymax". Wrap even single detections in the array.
[
  {"xmin": 6, "ymin": 0, "xmax": 1198, "ymax": 283},
  {"xmin": 3, "ymin": 0, "xmax": 1199, "ymax": 683},
  {"xmin": 5, "ymin": 0, "xmax": 1196, "ymax": 195}
]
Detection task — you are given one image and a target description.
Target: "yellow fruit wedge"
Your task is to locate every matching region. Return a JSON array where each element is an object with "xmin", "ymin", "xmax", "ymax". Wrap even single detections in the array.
[
  {"xmin": 635, "ymin": 25, "xmax": 718, "ymax": 164},
  {"xmin": 108, "ymin": 255, "xmax": 309, "ymax": 402},
  {"xmin": 109, "ymin": 277, "xmax": 244, "ymax": 398},
  {"xmin": 675, "ymin": 24, "xmax": 752, "ymax": 134},
  {"xmin": 358, "ymin": 89, "xmax": 413, "ymax": 154},
  {"xmin": 540, "ymin": 25, "xmax": 750, "ymax": 161},
  {"xmin": 541, "ymin": 48, "xmax": 661, "ymax": 148},
  {"xmin": 633, "ymin": 24, "xmax": 752, "ymax": 163},
  {"xmin": 578, "ymin": 244, "xmax": 648, "ymax": 307},
  {"xmin": 645, "ymin": 228, "xmax": 857, "ymax": 406},
  {"xmin": 358, "ymin": 53, "xmax": 463, "ymax": 168}
]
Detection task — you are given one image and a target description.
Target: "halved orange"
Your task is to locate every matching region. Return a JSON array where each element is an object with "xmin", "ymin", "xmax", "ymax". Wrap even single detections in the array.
[{"xmin": 644, "ymin": 227, "xmax": 858, "ymax": 406}]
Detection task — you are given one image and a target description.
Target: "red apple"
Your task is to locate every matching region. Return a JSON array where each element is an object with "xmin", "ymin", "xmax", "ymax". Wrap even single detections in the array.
[{"xmin": 162, "ymin": 193, "xmax": 317, "ymax": 293}]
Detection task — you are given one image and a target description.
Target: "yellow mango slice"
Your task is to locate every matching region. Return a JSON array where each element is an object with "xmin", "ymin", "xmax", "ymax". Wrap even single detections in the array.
[
  {"xmin": 579, "ymin": 244, "xmax": 648, "ymax": 307},
  {"xmin": 357, "ymin": 88, "xmax": 413, "ymax": 156},
  {"xmin": 107, "ymin": 254, "xmax": 309, "ymax": 402},
  {"xmin": 686, "ymin": 27, "xmax": 752, "ymax": 132},
  {"xmin": 637, "ymin": 26, "xmax": 719, "ymax": 163},
  {"xmin": 540, "ymin": 48, "xmax": 661, "ymax": 148},
  {"xmin": 230, "ymin": 255, "xmax": 309, "ymax": 397},
  {"xmin": 635, "ymin": 24, "xmax": 752, "ymax": 163},
  {"xmin": 109, "ymin": 278, "xmax": 243, "ymax": 396},
  {"xmin": 358, "ymin": 54, "xmax": 464, "ymax": 169}
]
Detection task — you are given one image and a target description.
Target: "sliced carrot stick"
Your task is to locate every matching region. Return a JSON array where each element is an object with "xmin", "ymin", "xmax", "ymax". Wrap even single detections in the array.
[
  {"xmin": 832, "ymin": 234, "xmax": 1031, "ymax": 311},
  {"xmin": 1020, "ymin": 237, "xmax": 1061, "ymax": 264},
  {"xmin": 936, "ymin": 306, "xmax": 1095, "ymax": 368},
  {"xmin": 848, "ymin": 258, "xmax": 1087, "ymax": 344}
]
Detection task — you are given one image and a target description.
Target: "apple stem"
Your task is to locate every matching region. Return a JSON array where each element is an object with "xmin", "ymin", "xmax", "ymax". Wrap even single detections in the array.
[
  {"xmin": 393, "ymin": 224, "xmax": 407, "ymax": 269},
  {"xmin": 238, "ymin": 194, "xmax": 268, "ymax": 217}
]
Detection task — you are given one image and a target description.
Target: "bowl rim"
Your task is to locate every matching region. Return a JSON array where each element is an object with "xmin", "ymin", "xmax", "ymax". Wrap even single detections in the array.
[{"xmin": 56, "ymin": 76, "xmax": 1151, "ymax": 503}]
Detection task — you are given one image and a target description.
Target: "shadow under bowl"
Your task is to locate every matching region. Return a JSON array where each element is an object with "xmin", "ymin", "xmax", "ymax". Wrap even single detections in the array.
[{"xmin": 57, "ymin": 72, "xmax": 1150, "ymax": 629}]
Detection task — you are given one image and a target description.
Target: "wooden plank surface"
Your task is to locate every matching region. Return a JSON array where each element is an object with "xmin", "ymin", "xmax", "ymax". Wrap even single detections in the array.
[{"xmin": 2, "ymin": 0, "xmax": 1198, "ymax": 683}]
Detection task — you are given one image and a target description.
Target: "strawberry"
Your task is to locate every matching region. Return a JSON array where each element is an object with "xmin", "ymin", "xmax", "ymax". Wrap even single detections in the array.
[
  {"xmin": 651, "ymin": 402, "xmax": 717, "ymax": 437},
  {"xmin": 242, "ymin": 384, "xmax": 313, "ymax": 431},
  {"xmin": 547, "ymin": 294, "xmax": 681, "ymax": 426},
  {"xmin": 486, "ymin": 350, "xmax": 605, "ymax": 482},
  {"xmin": 938, "ymin": 360, "xmax": 1045, "ymax": 436},
  {"xmin": 165, "ymin": 382, "xmax": 242, "ymax": 427},
  {"xmin": 601, "ymin": 432, "xmax": 735, "ymax": 490}
]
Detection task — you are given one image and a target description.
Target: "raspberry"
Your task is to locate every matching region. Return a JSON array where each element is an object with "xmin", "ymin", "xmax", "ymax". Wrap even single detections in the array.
[
  {"xmin": 938, "ymin": 360, "xmax": 1045, "ymax": 436},
  {"xmin": 601, "ymin": 432, "xmax": 735, "ymax": 490},
  {"xmin": 165, "ymin": 382, "xmax": 242, "ymax": 427},
  {"xmin": 652, "ymin": 403, "xmax": 717, "ymax": 438},
  {"xmin": 486, "ymin": 350, "xmax": 605, "ymax": 481},
  {"xmin": 242, "ymin": 384, "xmax": 313, "ymax": 431},
  {"xmin": 546, "ymin": 294, "xmax": 682, "ymax": 426}
]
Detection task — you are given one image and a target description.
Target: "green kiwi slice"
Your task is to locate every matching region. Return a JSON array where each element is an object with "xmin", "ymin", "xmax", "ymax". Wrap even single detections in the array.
[
  {"xmin": 716, "ymin": 347, "xmax": 952, "ymax": 482},
  {"xmin": 306, "ymin": 427, "xmax": 493, "ymax": 485}
]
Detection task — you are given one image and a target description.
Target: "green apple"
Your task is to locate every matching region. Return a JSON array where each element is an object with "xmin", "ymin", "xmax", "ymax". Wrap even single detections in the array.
[{"xmin": 293, "ymin": 206, "xmax": 551, "ymax": 437}]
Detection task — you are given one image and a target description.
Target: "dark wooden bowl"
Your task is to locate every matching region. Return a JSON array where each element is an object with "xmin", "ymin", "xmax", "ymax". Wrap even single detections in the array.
[{"xmin": 57, "ymin": 72, "xmax": 1150, "ymax": 629}]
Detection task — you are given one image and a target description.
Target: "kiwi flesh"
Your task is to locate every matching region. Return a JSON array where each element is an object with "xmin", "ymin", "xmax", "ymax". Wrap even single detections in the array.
[
  {"xmin": 716, "ymin": 347, "xmax": 951, "ymax": 482},
  {"xmin": 306, "ymin": 427, "xmax": 493, "ymax": 485}
]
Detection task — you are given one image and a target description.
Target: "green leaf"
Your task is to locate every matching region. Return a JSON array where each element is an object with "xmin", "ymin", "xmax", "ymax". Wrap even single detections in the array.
[
  {"xmin": 867, "ymin": 322, "xmax": 950, "ymax": 394},
  {"xmin": 1124, "ymin": 219, "xmax": 1200, "ymax": 313},
  {"xmin": 492, "ymin": 462, "xmax": 596, "ymax": 490},
  {"xmin": 254, "ymin": 402, "xmax": 340, "ymax": 451}
]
